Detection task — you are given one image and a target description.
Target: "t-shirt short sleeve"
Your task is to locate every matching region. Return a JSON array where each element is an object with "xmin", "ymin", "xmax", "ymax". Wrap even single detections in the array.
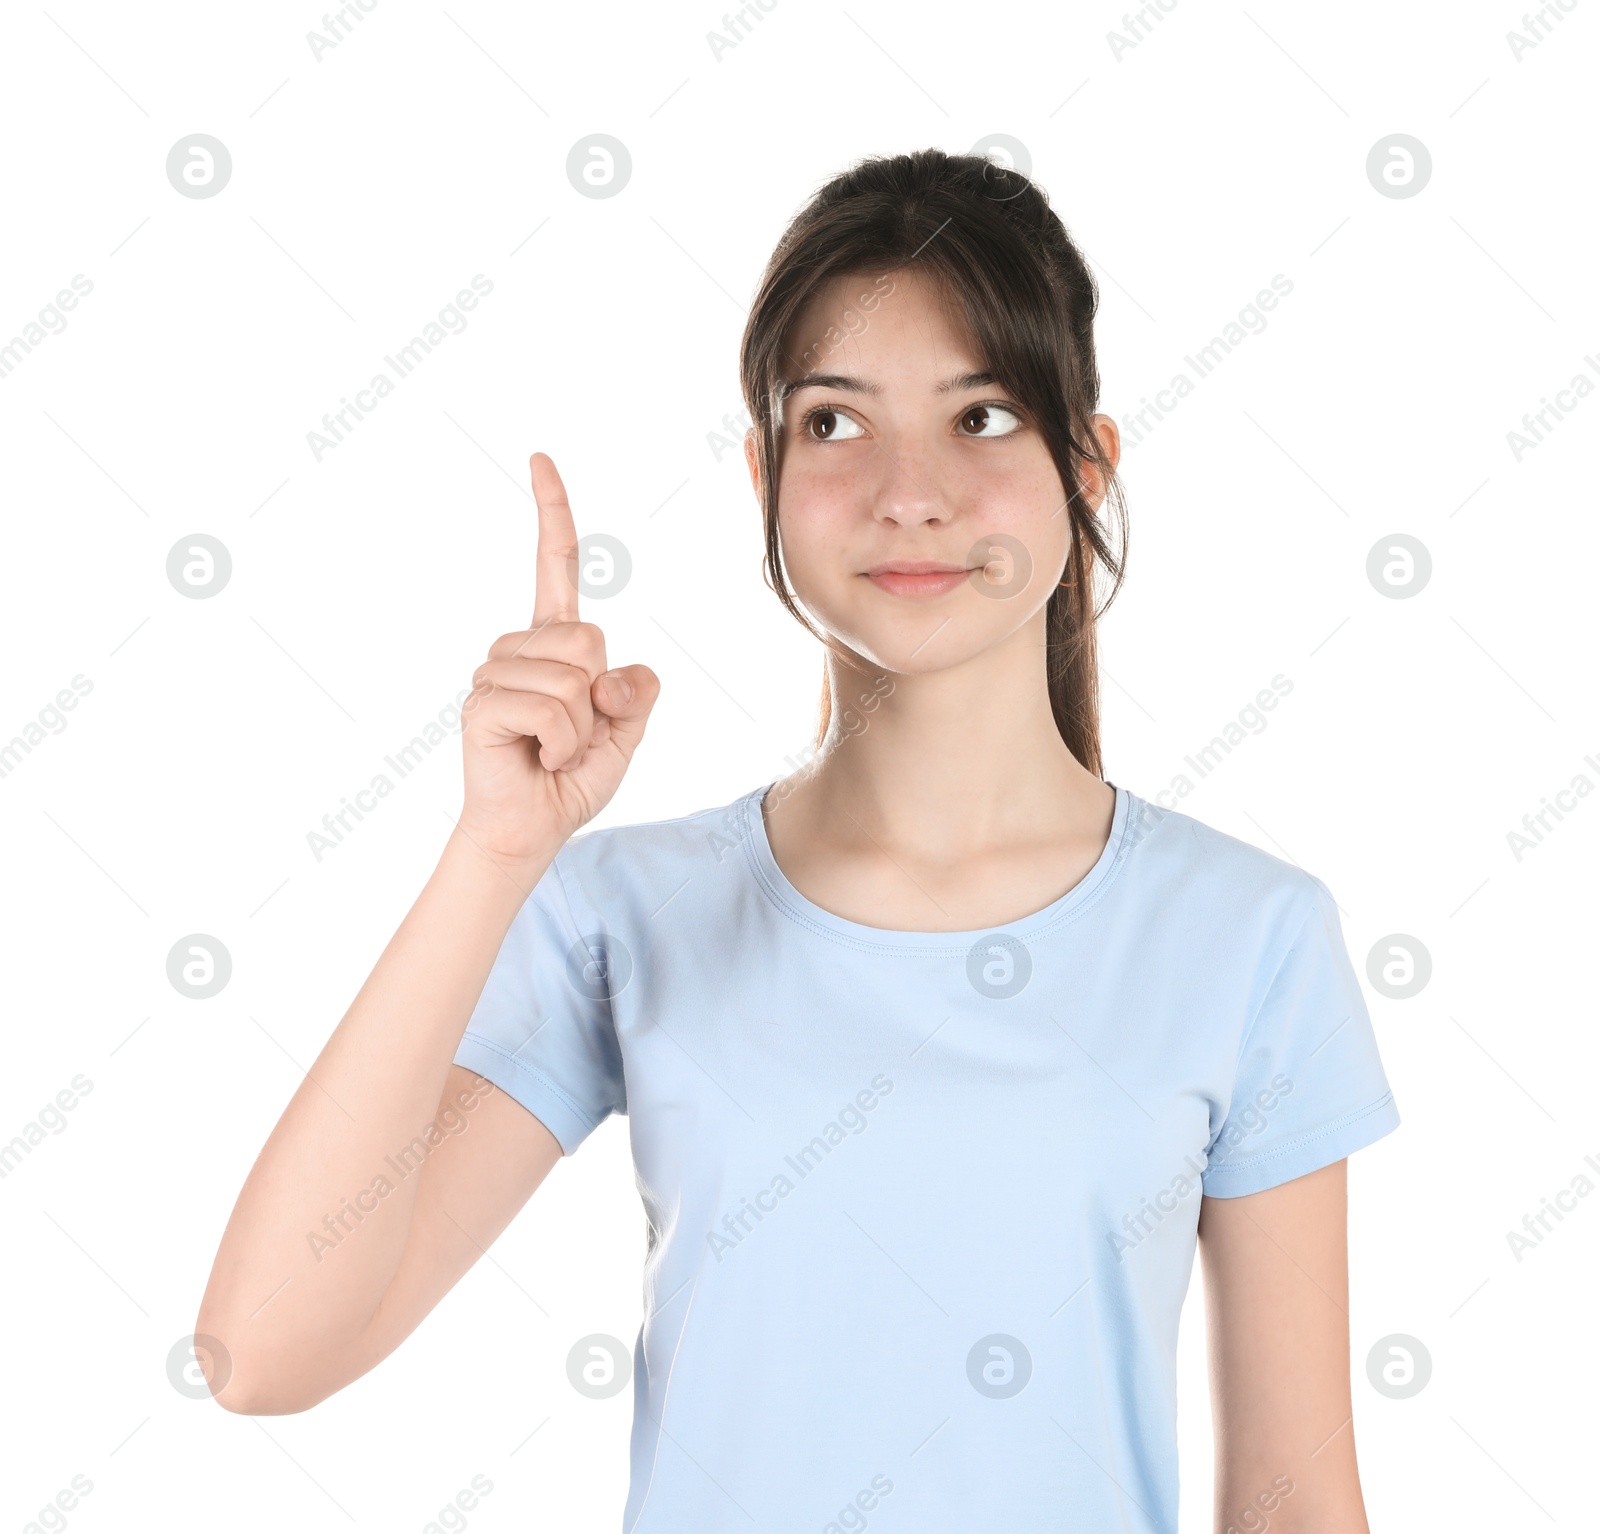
[
  {"xmin": 1201, "ymin": 875, "xmax": 1400, "ymax": 1198},
  {"xmin": 452, "ymin": 852, "xmax": 626, "ymax": 1156}
]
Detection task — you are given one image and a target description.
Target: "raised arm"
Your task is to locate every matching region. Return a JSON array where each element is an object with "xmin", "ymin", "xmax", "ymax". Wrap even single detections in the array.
[{"xmin": 194, "ymin": 454, "xmax": 659, "ymax": 1414}]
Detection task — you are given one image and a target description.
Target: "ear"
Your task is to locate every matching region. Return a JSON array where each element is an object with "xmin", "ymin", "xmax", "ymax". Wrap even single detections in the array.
[
  {"xmin": 743, "ymin": 427, "xmax": 762, "ymax": 501},
  {"xmin": 1079, "ymin": 413, "xmax": 1121, "ymax": 511}
]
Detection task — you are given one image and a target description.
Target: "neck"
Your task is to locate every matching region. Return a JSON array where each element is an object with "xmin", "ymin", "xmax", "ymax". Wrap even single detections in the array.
[{"xmin": 782, "ymin": 615, "xmax": 1110, "ymax": 853}]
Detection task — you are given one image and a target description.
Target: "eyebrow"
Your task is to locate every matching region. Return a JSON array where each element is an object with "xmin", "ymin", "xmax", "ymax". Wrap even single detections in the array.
[
  {"xmin": 780, "ymin": 372, "xmax": 877, "ymax": 402},
  {"xmin": 779, "ymin": 370, "xmax": 999, "ymax": 402},
  {"xmin": 935, "ymin": 370, "xmax": 999, "ymax": 395}
]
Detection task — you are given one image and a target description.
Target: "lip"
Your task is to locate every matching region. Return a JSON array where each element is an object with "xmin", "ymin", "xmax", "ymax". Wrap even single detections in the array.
[{"xmin": 863, "ymin": 561, "xmax": 974, "ymax": 597}]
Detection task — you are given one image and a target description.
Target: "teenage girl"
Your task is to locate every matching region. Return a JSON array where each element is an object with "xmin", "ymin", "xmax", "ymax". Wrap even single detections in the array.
[{"xmin": 198, "ymin": 149, "xmax": 1399, "ymax": 1533}]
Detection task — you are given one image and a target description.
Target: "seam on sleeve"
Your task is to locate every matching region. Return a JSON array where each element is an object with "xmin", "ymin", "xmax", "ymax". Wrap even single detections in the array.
[
  {"xmin": 548, "ymin": 848, "xmax": 628, "ymax": 1120},
  {"xmin": 548, "ymin": 847, "xmax": 586, "ymax": 947},
  {"xmin": 1205, "ymin": 1091, "xmax": 1395, "ymax": 1179},
  {"xmin": 458, "ymin": 1029, "xmax": 606, "ymax": 1135}
]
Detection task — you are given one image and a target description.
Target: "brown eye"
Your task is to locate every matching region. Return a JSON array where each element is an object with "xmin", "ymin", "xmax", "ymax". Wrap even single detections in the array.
[
  {"xmin": 959, "ymin": 403, "xmax": 1023, "ymax": 437},
  {"xmin": 802, "ymin": 407, "xmax": 864, "ymax": 441}
]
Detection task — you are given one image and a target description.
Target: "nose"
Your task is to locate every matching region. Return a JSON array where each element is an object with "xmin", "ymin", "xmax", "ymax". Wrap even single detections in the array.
[{"xmin": 868, "ymin": 440, "xmax": 951, "ymax": 528}]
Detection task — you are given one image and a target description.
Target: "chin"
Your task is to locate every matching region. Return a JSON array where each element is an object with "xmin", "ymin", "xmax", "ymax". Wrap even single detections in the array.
[{"xmin": 832, "ymin": 630, "xmax": 988, "ymax": 680}]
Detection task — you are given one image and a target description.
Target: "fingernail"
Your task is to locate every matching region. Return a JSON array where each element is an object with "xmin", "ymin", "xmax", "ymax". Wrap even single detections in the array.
[{"xmin": 608, "ymin": 674, "xmax": 633, "ymax": 704}]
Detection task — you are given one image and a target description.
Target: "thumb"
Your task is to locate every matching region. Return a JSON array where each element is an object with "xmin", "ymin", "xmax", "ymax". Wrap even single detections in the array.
[{"xmin": 592, "ymin": 664, "xmax": 660, "ymax": 756}]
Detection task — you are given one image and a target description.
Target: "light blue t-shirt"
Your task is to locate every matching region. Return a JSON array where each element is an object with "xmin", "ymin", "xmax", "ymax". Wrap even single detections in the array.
[{"xmin": 454, "ymin": 781, "xmax": 1400, "ymax": 1533}]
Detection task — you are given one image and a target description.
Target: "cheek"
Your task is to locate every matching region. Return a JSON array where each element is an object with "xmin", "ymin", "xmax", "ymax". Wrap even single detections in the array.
[
  {"xmin": 779, "ymin": 441, "xmax": 864, "ymax": 506},
  {"xmin": 776, "ymin": 507, "xmax": 848, "ymax": 602},
  {"xmin": 965, "ymin": 442, "xmax": 1067, "ymax": 524},
  {"xmin": 955, "ymin": 448, "xmax": 1073, "ymax": 577},
  {"xmin": 775, "ymin": 457, "xmax": 864, "ymax": 570}
]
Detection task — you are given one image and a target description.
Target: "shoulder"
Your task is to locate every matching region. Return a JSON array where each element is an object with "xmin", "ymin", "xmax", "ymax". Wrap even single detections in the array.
[
  {"xmin": 548, "ymin": 783, "xmax": 766, "ymax": 905},
  {"xmin": 1119, "ymin": 788, "xmax": 1335, "ymax": 943}
]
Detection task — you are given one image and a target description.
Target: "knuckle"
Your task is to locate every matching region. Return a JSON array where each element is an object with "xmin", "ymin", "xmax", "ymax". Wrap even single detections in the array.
[
  {"xmin": 525, "ymin": 623, "xmax": 569, "ymax": 658},
  {"xmin": 475, "ymin": 660, "xmax": 519, "ymax": 694},
  {"xmin": 563, "ymin": 659, "xmax": 600, "ymax": 701},
  {"xmin": 537, "ymin": 659, "xmax": 589, "ymax": 708}
]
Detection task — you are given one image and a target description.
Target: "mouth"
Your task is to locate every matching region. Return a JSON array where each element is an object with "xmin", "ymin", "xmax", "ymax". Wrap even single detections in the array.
[{"xmin": 862, "ymin": 560, "xmax": 974, "ymax": 598}]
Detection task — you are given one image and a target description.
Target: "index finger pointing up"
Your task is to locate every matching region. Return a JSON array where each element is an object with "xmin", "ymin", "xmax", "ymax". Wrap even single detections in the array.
[{"xmin": 529, "ymin": 451, "xmax": 580, "ymax": 627}]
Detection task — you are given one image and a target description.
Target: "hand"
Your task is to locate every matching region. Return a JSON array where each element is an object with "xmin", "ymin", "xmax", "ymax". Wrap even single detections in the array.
[{"xmin": 456, "ymin": 453, "xmax": 660, "ymax": 871}]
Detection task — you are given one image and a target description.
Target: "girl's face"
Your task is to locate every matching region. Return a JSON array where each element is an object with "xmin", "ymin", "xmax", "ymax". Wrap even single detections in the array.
[{"xmin": 753, "ymin": 265, "xmax": 1116, "ymax": 684}]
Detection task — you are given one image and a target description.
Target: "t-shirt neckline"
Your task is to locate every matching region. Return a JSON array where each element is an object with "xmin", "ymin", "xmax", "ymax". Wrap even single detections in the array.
[{"xmin": 738, "ymin": 778, "xmax": 1136, "ymax": 952}]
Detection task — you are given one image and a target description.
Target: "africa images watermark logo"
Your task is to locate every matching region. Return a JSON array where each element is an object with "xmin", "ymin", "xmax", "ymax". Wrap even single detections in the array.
[
  {"xmin": 1506, "ymin": 0, "xmax": 1585, "ymax": 61},
  {"xmin": 706, "ymin": 1074, "xmax": 894, "ymax": 1261},
  {"xmin": 0, "ymin": 674, "xmax": 94, "ymax": 781},
  {"xmin": 0, "ymin": 1073, "xmax": 95, "ymax": 1182},
  {"xmin": 1504, "ymin": 750, "xmax": 1600, "ymax": 862},
  {"xmin": 1504, "ymin": 352, "xmax": 1600, "ymax": 462},
  {"xmin": 1120, "ymin": 274, "xmax": 1294, "ymax": 451},
  {"xmin": 705, "ymin": 0, "xmax": 781, "ymax": 62},
  {"xmin": 1504, "ymin": 1148, "xmax": 1600, "ymax": 1263},
  {"xmin": 305, "ymin": 689, "xmax": 473, "ymax": 862},
  {"xmin": 0, "ymin": 274, "xmax": 94, "ymax": 383},
  {"xmin": 1109, "ymin": 1073, "xmax": 1294, "ymax": 1260},
  {"xmin": 305, "ymin": 276, "xmax": 494, "ymax": 462},
  {"xmin": 1147, "ymin": 674, "xmax": 1294, "ymax": 809},
  {"xmin": 305, "ymin": 1076, "xmax": 494, "ymax": 1261}
]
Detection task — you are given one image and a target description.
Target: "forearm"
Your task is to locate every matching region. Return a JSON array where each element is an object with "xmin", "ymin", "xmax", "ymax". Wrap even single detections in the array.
[{"xmin": 195, "ymin": 826, "xmax": 558, "ymax": 1407}]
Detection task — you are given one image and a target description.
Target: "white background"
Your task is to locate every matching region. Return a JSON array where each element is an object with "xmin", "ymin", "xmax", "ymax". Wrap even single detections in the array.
[{"xmin": 1, "ymin": 1, "xmax": 1595, "ymax": 1529}]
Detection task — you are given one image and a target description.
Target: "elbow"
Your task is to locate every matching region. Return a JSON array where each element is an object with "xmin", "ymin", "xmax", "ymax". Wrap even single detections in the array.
[
  {"xmin": 188, "ymin": 1316, "xmax": 328, "ymax": 1417},
  {"xmin": 207, "ymin": 1375, "xmax": 277, "ymax": 1416},
  {"xmin": 205, "ymin": 1363, "xmax": 327, "ymax": 1417}
]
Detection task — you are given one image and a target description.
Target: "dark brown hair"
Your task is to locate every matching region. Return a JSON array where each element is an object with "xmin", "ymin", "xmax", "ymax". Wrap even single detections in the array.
[{"xmin": 738, "ymin": 148, "xmax": 1128, "ymax": 778}]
